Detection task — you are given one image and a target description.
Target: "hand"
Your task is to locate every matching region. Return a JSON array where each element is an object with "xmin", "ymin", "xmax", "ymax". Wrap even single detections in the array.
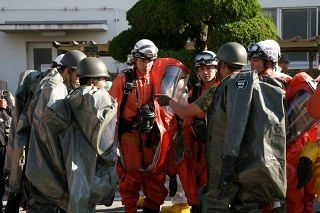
[
  {"xmin": 217, "ymin": 155, "xmax": 238, "ymax": 200},
  {"xmin": 0, "ymin": 98, "xmax": 7, "ymax": 109},
  {"xmin": 169, "ymin": 175, "xmax": 177, "ymax": 197},
  {"xmin": 154, "ymin": 94, "xmax": 172, "ymax": 106},
  {"xmin": 297, "ymin": 156, "xmax": 313, "ymax": 189}
]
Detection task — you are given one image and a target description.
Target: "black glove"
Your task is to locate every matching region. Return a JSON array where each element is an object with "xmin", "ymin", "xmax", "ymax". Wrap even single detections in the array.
[
  {"xmin": 169, "ymin": 175, "xmax": 177, "ymax": 197},
  {"xmin": 297, "ymin": 156, "xmax": 313, "ymax": 189},
  {"xmin": 154, "ymin": 94, "xmax": 172, "ymax": 106},
  {"xmin": 217, "ymin": 155, "xmax": 238, "ymax": 200}
]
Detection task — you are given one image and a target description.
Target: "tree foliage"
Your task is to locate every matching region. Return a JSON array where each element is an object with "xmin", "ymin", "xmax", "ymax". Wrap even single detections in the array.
[
  {"xmin": 126, "ymin": 0, "xmax": 184, "ymax": 34},
  {"xmin": 108, "ymin": 28, "xmax": 143, "ymax": 62},
  {"xmin": 109, "ymin": 0, "xmax": 279, "ymax": 86},
  {"xmin": 207, "ymin": 14, "xmax": 278, "ymax": 52}
]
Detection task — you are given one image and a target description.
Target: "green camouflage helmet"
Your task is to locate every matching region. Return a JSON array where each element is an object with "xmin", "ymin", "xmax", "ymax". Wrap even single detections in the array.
[
  {"xmin": 60, "ymin": 50, "xmax": 87, "ymax": 69},
  {"xmin": 76, "ymin": 57, "xmax": 109, "ymax": 78},
  {"xmin": 216, "ymin": 42, "xmax": 247, "ymax": 68}
]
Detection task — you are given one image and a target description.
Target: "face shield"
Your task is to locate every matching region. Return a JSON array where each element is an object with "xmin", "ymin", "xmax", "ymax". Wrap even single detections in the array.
[
  {"xmin": 286, "ymin": 83, "xmax": 319, "ymax": 145},
  {"xmin": 161, "ymin": 66, "xmax": 189, "ymax": 116}
]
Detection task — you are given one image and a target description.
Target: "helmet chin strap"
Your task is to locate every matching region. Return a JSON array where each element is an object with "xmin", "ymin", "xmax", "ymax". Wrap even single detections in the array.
[
  {"xmin": 258, "ymin": 69, "xmax": 266, "ymax": 75},
  {"xmin": 258, "ymin": 60, "xmax": 272, "ymax": 75},
  {"xmin": 258, "ymin": 60, "xmax": 277, "ymax": 75}
]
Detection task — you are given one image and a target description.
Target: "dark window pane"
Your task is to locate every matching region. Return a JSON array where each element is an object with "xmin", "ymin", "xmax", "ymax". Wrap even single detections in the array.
[
  {"xmin": 319, "ymin": 9, "xmax": 320, "ymax": 36},
  {"xmin": 310, "ymin": 8, "xmax": 317, "ymax": 37},
  {"xmin": 282, "ymin": 9, "xmax": 308, "ymax": 61},
  {"xmin": 282, "ymin": 9, "xmax": 307, "ymax": 39},
  {"xmin": 33, "ymin": 48, "xmax": 52, "ymax": 71}
]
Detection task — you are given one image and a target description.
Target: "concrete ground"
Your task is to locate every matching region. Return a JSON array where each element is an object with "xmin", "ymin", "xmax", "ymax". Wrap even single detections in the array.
[
  {"xmin": 1, "ymin": 190, "xmax": 173, "ymax": 212},
  {"xmin": 2, "ymin": 192, "xmax": 320, "ymax": 212}
]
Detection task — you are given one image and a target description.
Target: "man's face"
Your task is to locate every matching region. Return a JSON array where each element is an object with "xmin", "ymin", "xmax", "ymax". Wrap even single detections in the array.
[
  {"xmin": 250, "ymin": 57, "xmax": 265, "ymax": 73},
  {"xmin": 197, "ymin": 65, "xmax": 217, "ymax": 82},
  {"xmin": 279, "ymin": 61, "xmax": 290, "ymax": 72},
  {"xmin": 96, "ymin": 77, "xmax": 107, "ymax": 89},
  {"xmin": 135, "ymin": 58, "xmax": 154, "ymax": 74}
]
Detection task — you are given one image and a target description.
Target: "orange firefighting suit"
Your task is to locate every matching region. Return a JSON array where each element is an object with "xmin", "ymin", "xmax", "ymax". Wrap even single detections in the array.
[
  {"xmin": 110, "ymin": 58, "xmax": 189, "ymax": 212},
  {"xmin": 110, "ymin": 68, "xmax": 167, "ymax": 212},
  {"xmin": 306, "ymin": 78, "xmax": 320, "ymax": 118},
  {"xmin": 285, "ymin": 72, "xmax": 318, "ymax": 213}
]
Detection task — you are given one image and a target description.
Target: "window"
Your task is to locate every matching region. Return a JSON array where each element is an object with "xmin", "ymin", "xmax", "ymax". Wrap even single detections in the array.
[
  {"xmin": 282, "ymin": 9, "xmax": 308, "ymax": 39},
  {"xmin": 33, "ymin": 48, "xmax": 52, "ymax": 71},
  {"xmin": 281, "ymin": 8, "xmax": 320, "ymax": 62}
]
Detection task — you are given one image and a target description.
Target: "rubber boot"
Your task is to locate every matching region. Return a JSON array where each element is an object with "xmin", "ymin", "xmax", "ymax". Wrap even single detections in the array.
[
  {"xmin": 137, "ymin": 196, "xmax": 144, "ymax": 207},
  {"xmin": 161, "ymin": 203, "xmax": 190, "ymax": 213}
]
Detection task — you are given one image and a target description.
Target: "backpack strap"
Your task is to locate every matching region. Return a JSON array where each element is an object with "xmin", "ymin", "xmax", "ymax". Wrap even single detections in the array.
[
  {"xmin": 118, "ymin": 69, "xmax": 136, "ymax": 137},
  {"xmin": 188, "ymin": 83, "xmax": 202, "ymax": 104},
  {"xmin": 119, "ymin": 69, "xmax": 135, "ymax": 115}
]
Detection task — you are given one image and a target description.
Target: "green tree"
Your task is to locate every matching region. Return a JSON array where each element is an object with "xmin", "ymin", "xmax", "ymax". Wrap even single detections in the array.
[{"xmin": 109, "ymin": 0, "xmax": 278, "ymax": 87}]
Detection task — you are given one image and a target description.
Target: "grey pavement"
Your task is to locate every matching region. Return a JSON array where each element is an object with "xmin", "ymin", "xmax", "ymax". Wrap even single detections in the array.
[
  {"xmin": 2, "ymin": 192, "xmax": 320, "ymax": 212},
  {"xmin": 1, "ymin": 190, "xmax": 173, "ymax": 212}
]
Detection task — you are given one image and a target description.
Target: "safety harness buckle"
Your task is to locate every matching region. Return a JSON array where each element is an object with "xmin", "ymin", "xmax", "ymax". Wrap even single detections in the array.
[{"xmin": 131, "ymin": 124, "xmax": 140, "ymax": 132}]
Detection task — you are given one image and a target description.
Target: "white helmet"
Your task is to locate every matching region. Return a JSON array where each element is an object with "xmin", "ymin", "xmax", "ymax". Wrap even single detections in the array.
[
  {"xmin": 51, "ymin": 54, "xmax": 65, "ymax": 68},
  {"xmin": 247, "ymin": 40, "xmax": 281, "ymax": 62},
  {"xmin": 194, "ymin": 50, "xmax": 218, "ymax": 68},
  {"xmin": 131, "ymin": 39, "xmax": 158, "ymax": 60}
]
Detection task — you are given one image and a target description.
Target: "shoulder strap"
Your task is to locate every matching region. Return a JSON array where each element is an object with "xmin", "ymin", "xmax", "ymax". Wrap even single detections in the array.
[
  {"xmin": 119, "ymin": 69, "xmax": 135, "ymax": 117},
  {"xmin": 188, "ymin": 83, "xmax": 202, "ymax": 104}
]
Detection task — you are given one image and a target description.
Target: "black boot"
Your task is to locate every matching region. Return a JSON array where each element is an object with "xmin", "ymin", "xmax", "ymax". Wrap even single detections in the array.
[
  {"xmin": 142, "ymin": 207, "xmax": 159, "ymax": 213},
  {"xmin": 191, "ymin": 205, "xmax": 198, "ymax": 213},
  {"xmin": 4, "ymin": 192, "xmax": 23, "ymax": 213}
]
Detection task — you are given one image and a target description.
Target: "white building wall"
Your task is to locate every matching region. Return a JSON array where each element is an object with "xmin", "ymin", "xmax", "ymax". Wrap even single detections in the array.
[
  {"xmin": 0, "ymin": 0, "xmax": 136, "ymax": 93},
  {"xmin": 259, "ymin": 0, "xmax": 319, "ymax": 8}
]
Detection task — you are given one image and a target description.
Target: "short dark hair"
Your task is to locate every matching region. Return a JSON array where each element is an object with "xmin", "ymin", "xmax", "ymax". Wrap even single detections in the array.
[{"xmin": 79, "ymin": 77, "xmax": 92, "ymax": 85}]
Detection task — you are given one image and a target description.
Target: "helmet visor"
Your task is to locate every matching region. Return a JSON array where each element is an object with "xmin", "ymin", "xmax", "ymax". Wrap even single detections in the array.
[
  {"xmin": 161, "ymin": 66, "xmax": 189, "ymax": 116},
  {"xmin": 194, "ymin": 52, "xmax": 218, "ymax": 67},
  {"xmin": 286, "ymin": 89, "xmax": 319, "ymax": 145}
]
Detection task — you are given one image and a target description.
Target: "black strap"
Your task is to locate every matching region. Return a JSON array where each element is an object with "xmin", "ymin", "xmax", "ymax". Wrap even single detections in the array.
[
  {"xmin": 118, "ymin": 69, "xmax": 136, "ymax": 137},
  {"xmin": 119, "ymin": 69, "xmax": 135, "ymax": 114},
  {"xmin": 188, "ymin": 83, "xmax": 202, "ymax": 104}
]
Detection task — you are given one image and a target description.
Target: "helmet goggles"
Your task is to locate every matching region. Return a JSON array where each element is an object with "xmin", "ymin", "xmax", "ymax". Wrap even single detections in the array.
[
  {"xmin": 133, "ymin": 45, "xmax": 157, "ymax": 60},
  {"xmin": 194, "ymin": 52, "xmax": 218, "ymax": 67},
  {"xmin": 247, "ymin": 41, "xmax": 280, "ymax": 62},
  {"xmin": 247, "ymin": 43, "xmax": 264, "ymax": 58}
]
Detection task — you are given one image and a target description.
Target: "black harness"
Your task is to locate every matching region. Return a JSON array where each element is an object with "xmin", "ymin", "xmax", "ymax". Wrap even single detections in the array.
[{"xmin": 118, "ymin": 69, "xmax": 156, "ymax": 151}]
